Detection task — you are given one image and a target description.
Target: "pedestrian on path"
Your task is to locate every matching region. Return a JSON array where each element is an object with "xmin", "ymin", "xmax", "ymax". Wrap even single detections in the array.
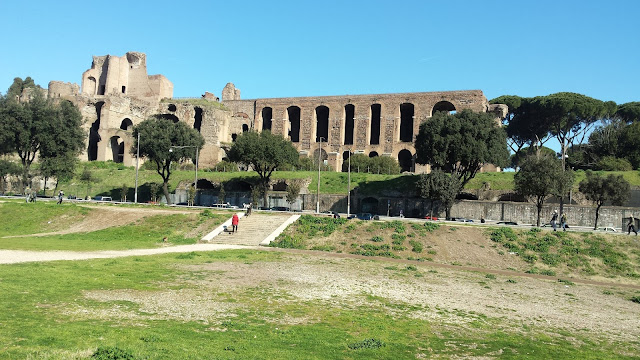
[
  {"xmin": 232, "ymin": 213, "xmax": 239, "ymax": 233},
  {"xmin": 57, "ymin": 190, "xmax": 64, "ymax": 205},
  {"xmin": 560, "ymin": 213, "xmax": 567, "ymax": 231},
  {"xmin": 550, "ymin": 210, "xmax": 558, "ymax": 231},
  {"xmin": 628, "ymin": 214, "xmax": 638, "ymax": 236}
]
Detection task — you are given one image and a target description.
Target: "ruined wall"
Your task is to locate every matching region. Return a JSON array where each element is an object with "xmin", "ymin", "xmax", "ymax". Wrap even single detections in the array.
[{"xmin": 225, "ymin": 90, "xmax": 492, "ymax": 172}]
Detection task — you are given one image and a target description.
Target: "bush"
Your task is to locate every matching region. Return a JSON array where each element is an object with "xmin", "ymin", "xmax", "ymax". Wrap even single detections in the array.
[
  {"xmin": 348, "ymin": 338, "xmax": 385, "ymax": 350},
  {"xmin": 370, "ymin": 236, "xmax": 384, "ymax": 242},
  {"xmin": 212, "ymin": 160, "xmax": 239, "ymax": 172},
  {"xmin": 423, "ymin": 222, "xmax": 440, "ymax": 232},
  {"xmin": 270, "ymin": 234, "xmax": 306, "ymax": 249},
  {"xmin": 409, "ymin": 240, "xmax": 423, "ymax": 253},
  {"xmin": 595, "ymin": 156, "xmax": 633, "ymax": 171},
  {"xmin": 91, "ymin": 346, "xmax": 137, "ymax": 360}
]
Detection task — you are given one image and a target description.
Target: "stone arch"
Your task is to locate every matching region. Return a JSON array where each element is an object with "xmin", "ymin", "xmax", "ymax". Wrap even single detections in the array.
[
  {"xmin": 242, "ymin": 124, "xmax": 249, "ymax": 132},
  {"xmin": 361, "ymin": 197, "xmax": 379, "ymax": 214},
  {"xmin": 168, "ymin": 104, "xmax": 177, "ymax": 112},
  {"xmin": 341, "ymin": 150, "xmax": 351, "ymax": 172},
  {"xmin": 109, "ymin": 136, "xmax": 124, "ymax": 163},
  {"xmin": 315, "ymin": 105, "xmax": 329, "ymax": 142},
  {"xmin": 370, "ymin": 103, "xmax": 381, "ymax": 145},
  {"xmin": 311, "ymin": 148, "xmax": 328, "ymax": 163},
  {"xmin": 287, "ymin": 106, "xmax": 301, "ymax": 142},
  {"xmin": 432, "ymin": 101, "xmax": 456, "ymax": 115},
  {"xmin": 369, "ymin": 151, "xmax": 379, "ymax": 158},
  {"xmin": 120, "ymin": 118, "xmax": 133, "ymax": 131},
  {"xmin": 399, "ymin": 103, "xmax": 414, "ymax": 142},
  {"xmin": 87, "ymin": 77, "xmax": 97, "ymax": 95},
  {"xmin": 398, "ymin": 149, "xmax": 413, "ymax": 172},
  {"xmin": 262, "ymin": 107, "xmax": 273, "ymax": 131},
  {"xmin": 194, "ymin": 107, "xmax": 203, "ymax": 132},
  {"xmin": 156, "ymin": 114, "xmax": 179, "ymax": 123},
  {"xmin": 197, "ymin": 179, "xmax": 215, "ymax": 190},
  {"xmin": 344, "ymin": 104, "xmax": 355, "ymax": 145}
]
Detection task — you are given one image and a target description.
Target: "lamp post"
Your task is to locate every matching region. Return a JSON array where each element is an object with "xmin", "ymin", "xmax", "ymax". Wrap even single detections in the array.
[
  {"xmin": 134, "ymin": 132, "xmax": 140, "ymax": 203},
  {"xmin": 316, "ymin": 137, "xmax": 325, "ymax": 213},
  {"xmin": 347, "ymin": 149, "xmax": 351, "ymax": 217},
  {"xmin": 169, "ymin": 145, "xmax": 199, "ymax": 205}
]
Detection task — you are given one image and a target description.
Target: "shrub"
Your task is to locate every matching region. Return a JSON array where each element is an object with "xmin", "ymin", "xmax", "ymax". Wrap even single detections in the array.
[
  {"xmin": 91, "ymin": 346, "xmax": 137, "ymax": 360},
  {"xmin": 423, "ymin": 222, "xmax": 440, "ymax": 232},
  {"xmin": 595, "ymin": 156, "xmax": 633, "ymax": 171},
  {"xmin": 409, "ymin": 240, "xmax": 423, "ymax": 253},
  {"xmin": 631, "ymin": 296, "xmax": 640, "ymax": 304},
  {"xmin": 348, "ymin": 338, "xmax": 386, "ymax": 350},
  {"xmin": 270, "ymin": 234, "xmax": 305, "ymax": 249},
  {"xmin": 370, "ymin": 235, "xmax": 384, "ymax": 242}
]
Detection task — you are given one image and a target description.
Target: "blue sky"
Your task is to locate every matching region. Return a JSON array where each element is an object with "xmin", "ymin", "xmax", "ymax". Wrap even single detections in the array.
[{"xmin": 1, "ymin": 0, "xmax": 638, "ymax": 105}]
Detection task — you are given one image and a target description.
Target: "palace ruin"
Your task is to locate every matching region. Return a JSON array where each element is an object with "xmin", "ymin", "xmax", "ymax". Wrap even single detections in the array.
[{"xmin": 48, "ymin": 52, "xmax": 507, "ymax": 173}]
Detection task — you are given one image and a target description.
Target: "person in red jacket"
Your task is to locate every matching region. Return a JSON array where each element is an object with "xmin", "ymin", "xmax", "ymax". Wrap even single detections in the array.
[{"xmin": 231, "ymin": 213, "xmax": 239, "ymax": 234}]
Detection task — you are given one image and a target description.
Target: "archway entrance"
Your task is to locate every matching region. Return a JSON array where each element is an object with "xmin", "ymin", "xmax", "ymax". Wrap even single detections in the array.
[{"xmin": 398, "ymin": 149, "xmax": 413, "ymax": 172}]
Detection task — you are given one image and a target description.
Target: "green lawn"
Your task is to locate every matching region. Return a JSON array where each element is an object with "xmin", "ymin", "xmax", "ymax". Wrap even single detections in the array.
[
  {"xmin": 0, "ymin": 201, "xmax": 226, "ymax": 251},
  {"xmin": 0, "ymin": 250, "xmax": 635, "ymax": 359},
  {"xmin": 29, "ymin": 161, "xmax": 637, "ymax": 200}
]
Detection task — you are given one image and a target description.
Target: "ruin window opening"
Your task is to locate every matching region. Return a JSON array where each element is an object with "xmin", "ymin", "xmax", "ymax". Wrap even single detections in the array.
[
  {"xmin": 287, "ymin": 106, "xmax": 301, "ymax": 142},
  {"xmin": 194, "ymin": 107, "xmax": 203, "ymax": 132},
  {"xmin": 262, "ymin": 107, "xmax": 273, "ymax": 131},
  {"xmin": 88, "ymin": 102, "xmax": 104, "ymax": 161},
  {"xmin": 232, "ymin": 133, "xmax": 238, "ymax": 142},
  {"xmin": 110, "ymin": 136, "xmax": 124, "ymax": 163},
  {"xmin": 98, "ymin": 85, "xmax": 105, "ymax": 96},
  {"xmin": 87, "ymin": 77, "xmax": 97, "ymax": 95},
  {"xmin": 315, "ymin": 105, "xmax": 329, "ymax": 143},
  {"xmin": 341, "ymin": 151, "xmax": 351, "ymax": 172},
  {"xmin": 242, "ymin": 124, "xmax": 249, "ymax": 132},
  {"xmin": 369, "ymin": 151, "xmax": 378, "ymax": 158},
  {"xmin": 121, "ymin": 86, "xmax": 126, "ymax": 94},
  {"xmin": 344, "ymin": 104, "xmax": 355, "ymax": 145},
  {"xmin": 120, "ymin": 118, "xmax": 133, "ymax": 131},
  {"xmin": 168, "ymin": 104, "xmax": 177, "ymax": 112},
  {"xmin": 399, "ymin": 103, "xmax": 414, "ymax": 142},
  {"xmin": 432, "ymin": 101, "xmax": 456, "ymax": 115},
  {"xmin": 398, "ymin": 149, "xmax": 413, "ymax": 172},
  {"xmin": 370, "ymin": 104, "xmax": 381, "ymax": 145}
]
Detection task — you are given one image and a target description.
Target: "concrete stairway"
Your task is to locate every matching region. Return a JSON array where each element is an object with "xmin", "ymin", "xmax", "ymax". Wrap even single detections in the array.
[{"xmin": 203, "ymin": 213, "xmax": 296, "ymax": 246}]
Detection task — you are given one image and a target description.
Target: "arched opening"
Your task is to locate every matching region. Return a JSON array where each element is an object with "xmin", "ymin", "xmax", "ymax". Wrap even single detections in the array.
[
  {"xmin": 155, "ymin": 114, "xmax": 180, "ymax": 123},
  {"xmin": 432, "ymin": 101, "xmax": 456, "ymax": 115},
  {"xmin": 262, "ymin": 107, "xmax": 273, "ymax": 131},
  {"xmin": 232, "ymin": 134, "xmax": 238, "ymax": 142},
  {"xmin": 399, "ymin": 103, "xmax": 414, "ymax": 142},
  {"xmin": 287, "ymin": 106, "xmax": 301, "ymax": 142},
  {"xmin": 369, "ymin": 151, "xmax": 379, "ymax": 158},
  {"xmin": 194, "ymin": 107, "xmax": 203, "ymax": 132},
  {"xmin": 196, "ymin": 179, "xmax": 215, "ymax": 190},
  {"xmin": 242, "ymin": 124, "xmax": 249, "ymax": 132},
  {"xmin": 120, "ymin": 118, "xmax": 133, "ymax": 131},
  {"xmin": 370, "ymin": 104, "xmax": 381, "ymax": 145},
  {"xmin": 88, "ymin": 102, "xmax": 104, "ymax": 161},
  {"xmin": 110, "ymin": 136, "xmax": 124, "ymax": 163},
  {"xmin": 87, "ymin": 77, "xmax": 97, "ymax": 95},
  {"xmin": 361, "ymin": 197, "xmax": 379, "ymax": 214},
  {"xmin": 311, "ymin": 148, "xmax": 328, "ymax": 164},
  {"xmin": 168, "ymin": 104, "xmax": 177, "ymax": 112},
  {"xmin": 341, "ymin": 151, "xmax": 351, "ymax": 172},
  {"xmin": 398, "ymin": 149, "xmax": 413, "ymax": 172},
  {"xmin": 315, "ymin": 105, "xmax": 329, "ymax": 142},
  {"xmin": 344, "ymin": 104, "xmax": 355, "ymax": 145}
]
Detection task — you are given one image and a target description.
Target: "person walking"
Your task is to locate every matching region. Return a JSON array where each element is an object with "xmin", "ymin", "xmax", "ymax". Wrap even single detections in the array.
[
  {"xmin": 231, "ymin": 213, "xmax": 239, "ymax": 234},
  {"xmin": 628, "ymin": 214, "xmax": 638, "ymax": 236},
  {"xmin": 560, "ymin": 212, "xmax": 567, "ymax": 232},
  {"xmin": 550, "ymin": 210, "xmax": 558, "ymax": 231},
  {"xmin": 57, "ymin": 190, "xmax": 64, "ymax": 205}
]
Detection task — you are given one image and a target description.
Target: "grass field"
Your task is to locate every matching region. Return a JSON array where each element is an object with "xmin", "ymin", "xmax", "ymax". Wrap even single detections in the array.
[
  {"xmin": 30, "ymin": 161, "xmax": 639, "ymax": 200},
  {"xmin": 1, "ymin": 250, "xmax": 638, "ymax": 359}
]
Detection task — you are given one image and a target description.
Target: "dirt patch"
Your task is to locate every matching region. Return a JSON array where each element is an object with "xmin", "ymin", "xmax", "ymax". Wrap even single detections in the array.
[{"xmin": 77, "ymin": 253, "xmax": 640, "ymax": 344}]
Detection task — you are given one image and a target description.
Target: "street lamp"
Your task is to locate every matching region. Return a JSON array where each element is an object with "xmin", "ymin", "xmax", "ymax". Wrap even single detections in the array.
[
  {"xmin": 134, "ymin": 132, "xmax": 140, "ymax": 203},
  {"xmin": 316, "ymin": 137, "xmax": 325, "ymax": 213},
  {"xmin": 169, "ymin": 145, "xmax": 199, "ymax": 205},
  {"xmin": 347, "ymin": 149, "xmax": 351, "ymax": 217}
]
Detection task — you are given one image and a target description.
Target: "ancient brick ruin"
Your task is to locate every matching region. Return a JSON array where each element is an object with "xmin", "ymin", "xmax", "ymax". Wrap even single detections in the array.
[{"xmin": 48, "ymin": 52, "xmax": 507, "ymax": 173}]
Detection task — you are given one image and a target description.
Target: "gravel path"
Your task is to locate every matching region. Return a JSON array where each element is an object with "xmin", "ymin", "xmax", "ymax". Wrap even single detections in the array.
[{"xmin": 0, "ymin": 244, "xmax": 254, "ymax": 264}]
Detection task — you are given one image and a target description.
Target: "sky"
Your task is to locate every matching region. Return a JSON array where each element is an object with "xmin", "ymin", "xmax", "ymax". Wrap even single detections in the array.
[{"xmin": 1, "ymin": 0, "xmax": 638, "ymax": 104}]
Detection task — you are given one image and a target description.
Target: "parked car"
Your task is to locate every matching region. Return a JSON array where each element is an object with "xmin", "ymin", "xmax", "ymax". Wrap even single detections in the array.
[
  {"xmin": 424, "ymin": 215, "xmax": 439, "ymax": 220},
  {"xmin": 356, "ymin": 213, "xmax": 374, "ymax": 220},
  {"xmin": 270, "ymin": 206, "xmax": 290, "ymax": 211},
  {"xmin": 93, "ymin": 196, "xmax": 112, "ymax": 201},
  {"xmin": 322, "ymin": 211, "xmax": 340, "ymax": 218},
  {"xmin": 497, "ymin": 221, "xmax": 518, "ymax": 226}
]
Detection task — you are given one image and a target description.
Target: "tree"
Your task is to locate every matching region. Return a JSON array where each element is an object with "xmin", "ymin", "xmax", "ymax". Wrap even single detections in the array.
[
  {"xmin": 132, "ymin": 117, "xmax": 204, "ymax": 205},
  {"xmin": 514, "ymin": 154, "xmax": 570, "ymax": 226},
  {"xmin": 39, "ymin": 154, "xmax": 77, "ymax": 195},
  {"xmin": 0, "ymin": 85, "xmax": 85, "ymax": 191},
  {"xmin": 579, "ymin": 171, "xmax": 630, "ymax": 230},
  {"xmin": 226, "ymin": 130, "xmax": 299, "ymax": 206},
  {"xmin": 187, "ymin": 185, "xmax": 196, "ymax": 206},
  {"xmin": 415, "ymin": 109, "xmax": 509, "ymax": 190},
  {"xmin": 369, "ymin": 156, "xmax": 400, "ymax": 174},
  {"xmin": 286, "ymin": 181, "xmax": 301, "ymax": 210},
  {"xmin": 490, "ymin": 95, "xmax": 552, "ymax": 154},
  {"xmin": 615, "ymin": 102, "xmax": 640, "ymax": 123},
  {"xmin": 416, "ymin": 169, "xmax": 461, "ymax": 219},
  {"xmin": 120, "ymin": 183, "xmax": 129, "ymax": 202},
  {"xmin": 0, "ymin": 159, "xmax": 21, "ymax": 194},
  {"xmin": 218, "ymin": 182, "xmax": 226, "ymax": 204},
  {"xmin": 78, "ymin": 166, "xmax": 100, "ymax": 198}
]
